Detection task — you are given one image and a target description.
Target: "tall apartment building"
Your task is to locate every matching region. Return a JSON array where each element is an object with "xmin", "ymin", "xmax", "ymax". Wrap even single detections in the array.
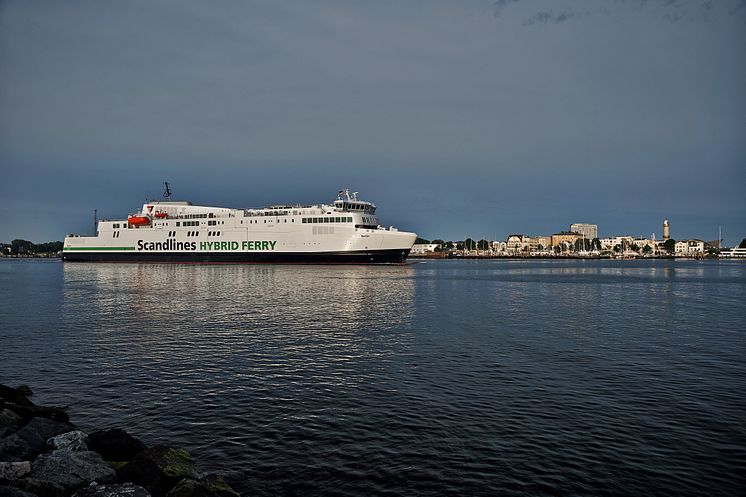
[{"xmin": 570, "ymin": 223, "xmax": 598, "ymax": 240}]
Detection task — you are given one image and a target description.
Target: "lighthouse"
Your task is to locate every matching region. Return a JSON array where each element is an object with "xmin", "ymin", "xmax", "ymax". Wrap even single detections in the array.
[{"xmin": 663, "ymin": 219, "xmax": 670, "ymax": 241}]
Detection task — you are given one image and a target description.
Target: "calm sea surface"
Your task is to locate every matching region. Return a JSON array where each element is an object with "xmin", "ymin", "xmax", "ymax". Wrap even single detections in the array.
[{"xmin": 1, "ymin": 259, "xmax": 744, "ymax": 496}]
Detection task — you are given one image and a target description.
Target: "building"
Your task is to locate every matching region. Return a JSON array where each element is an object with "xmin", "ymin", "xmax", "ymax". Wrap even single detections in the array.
[
  {"xmin": 491, "ymin": 241, "xmax": 507, "ymax": 253},
  {"xmin": 675, "ymin": 240, "xmax": 704, "ymax": 256},
  {"xmin": 410, "ymin": 243, "xmax": 441, "ymax": 255},
  {"xmin": 570, "ymin": 223, "xmax": 598, "ymax": 240},
  {"xmin": 663, "ymin": 219, "xmax": 670, "ymax": 241},
  {"xmin": 551, "ymin": 231, "xmax": 582, "ymax": 251},
  {"xmin": 506, "ymin": 234, "xmax": 527, "ymax": 253},
  {"xmin": 599, "ymin": 236, "xmax": 634, "ymax": 251}
]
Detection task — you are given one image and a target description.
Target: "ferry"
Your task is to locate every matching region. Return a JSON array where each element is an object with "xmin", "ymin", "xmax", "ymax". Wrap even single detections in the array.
[
  {"xmin": 719, "ymin": 238, "xmax": 746, "ymax": 259},
  {"xmin": 63, "ymin": 185, "xmax": 417, "ymax": 264}
]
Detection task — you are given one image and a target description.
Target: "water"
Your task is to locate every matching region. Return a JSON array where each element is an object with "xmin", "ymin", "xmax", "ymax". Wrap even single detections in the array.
[{"xmin": 1, "ymin": 259, "xmax": 744, "ymax": 496}]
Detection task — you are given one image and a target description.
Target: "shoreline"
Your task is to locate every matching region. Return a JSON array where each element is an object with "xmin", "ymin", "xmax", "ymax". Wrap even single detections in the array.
[{"xmin": 0, "ymin": 384, "xmax": 240, "ymax": 497}]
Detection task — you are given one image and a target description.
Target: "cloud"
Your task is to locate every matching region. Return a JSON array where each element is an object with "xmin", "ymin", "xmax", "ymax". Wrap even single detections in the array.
[
  {"xmin": 492, "ymin": 0, "xmax": 520, "ymax": 17},
  {"xmin": 523, "ymin": 10, "xmax": 578, "ymax": 25},
  {"xmin": 493, "ymin": 0, "xmax": 746, "ymax": 25}
]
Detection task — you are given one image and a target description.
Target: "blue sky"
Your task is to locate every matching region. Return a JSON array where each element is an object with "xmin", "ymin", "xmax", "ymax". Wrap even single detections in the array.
[{"xmin": 1, "ymin": 0, "xmax": 744, "ymax": 244}]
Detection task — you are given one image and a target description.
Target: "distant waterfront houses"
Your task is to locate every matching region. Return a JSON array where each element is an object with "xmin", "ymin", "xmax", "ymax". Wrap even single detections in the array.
[{"xmin": 675, "ymin": 239, "xmax": 705, "ymax": 256}]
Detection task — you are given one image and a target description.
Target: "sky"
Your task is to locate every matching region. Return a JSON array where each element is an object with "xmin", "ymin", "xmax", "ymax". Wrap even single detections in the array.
[{"xmin": 1, "ymin": 0, "xmax": 744, "ymax": 244}]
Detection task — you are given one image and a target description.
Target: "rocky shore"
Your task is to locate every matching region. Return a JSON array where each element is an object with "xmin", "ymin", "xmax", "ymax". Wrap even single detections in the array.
[{"xmin": 0, "ymin": 385, "xmax": 239, "ymax": 497}]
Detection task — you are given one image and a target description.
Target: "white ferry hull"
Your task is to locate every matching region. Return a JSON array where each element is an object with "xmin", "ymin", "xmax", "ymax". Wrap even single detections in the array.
[{"xmin": 62, "ymin": 248, "xmax": 411, "ymax": 264}]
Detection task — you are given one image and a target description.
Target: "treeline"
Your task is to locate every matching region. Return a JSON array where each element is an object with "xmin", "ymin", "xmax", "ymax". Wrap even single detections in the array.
[
  {"xmin": 1, "ymin": 239, "xmax": 63, "ymax": 255},
  {"xmin": 415, "ymin": 237, "xmax": 488, "ymax": 250}
]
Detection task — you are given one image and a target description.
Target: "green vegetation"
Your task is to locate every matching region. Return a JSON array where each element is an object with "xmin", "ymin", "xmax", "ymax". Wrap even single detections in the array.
[
  {"xmin": 663, "ymin": 238, "xmax": 676, "ymax": 254},
  {"xmin": 2, "ymin": 239, "xmax": 63, "ymax": 255}
]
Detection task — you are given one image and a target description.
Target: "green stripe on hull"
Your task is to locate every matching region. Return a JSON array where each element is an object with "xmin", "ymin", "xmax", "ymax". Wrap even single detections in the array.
[{"xmin": 64, "ymin": 247, "xmax": 136, "ymax": 251}]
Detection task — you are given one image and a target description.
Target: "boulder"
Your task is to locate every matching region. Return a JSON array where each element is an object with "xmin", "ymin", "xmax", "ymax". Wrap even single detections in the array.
[
  {"xmin": 21, "ymin": 418, "xmax": 74, "ymax": 442},
  {"xmin": 165, "ymin": 476, "xmax": 239, "ymax": 497},
  {"xmin": 46, "ymin": 430, "xmax": 88, "ymax": 452},
  {"xmin": 86, "ymin": 430, "xmax": 146, "ymax": 461},
  {"xmin": 0, "ymin": 386, "xmax": 33, "ymax": 407},
  {"xmin": 0, "ymin": 417, "xmax": 75, "ymax": 461},
  {"xmin": 72, "ymin": 482, "xmax": 151, "ymax": 497},
  {"xmin": 119, "ymin": 446, "xmax": 200, "ymax": 497},
  {"xmin": 9, "ymin": 478, "xmax": 66, "ymax": 497},
  {"xmin": 31, "ymin": 450, "xmax": 116, "ymax": 490},
  {"xmin": 0, "ymin": 486, "xmax": 37, "ymax": 497},
  {"xmin": 3, "ymin": 404, "xmax": 70, "ymax": 424},
  {"xmin": 0, "ymin": 462, "xmax": 31, "ymax": 481},
  {"xmin": 0, "ymin": 410, "xmax": 23, "ymax": 431},
  {"xmin": 13, "ymin": 388, "xmax": 32, "ymax": 399},
  {"xmin": 0, "ymin": 428, "xmax": 13, "ymax": 440}
]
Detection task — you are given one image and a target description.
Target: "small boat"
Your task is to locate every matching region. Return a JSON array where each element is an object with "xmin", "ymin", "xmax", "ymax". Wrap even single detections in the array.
[{"xmin": 127, "ymin": 215, "xmax": 151, "ymax": 226}]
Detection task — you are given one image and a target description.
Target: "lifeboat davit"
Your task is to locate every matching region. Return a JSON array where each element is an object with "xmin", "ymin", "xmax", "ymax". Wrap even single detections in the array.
[
  {"xmin": 128, "ymin": 215, "xmax": 151, "ymax": 226},
  {"xmin": 154, "ymin": 212, "xmax": 168, "ymax": 219}
]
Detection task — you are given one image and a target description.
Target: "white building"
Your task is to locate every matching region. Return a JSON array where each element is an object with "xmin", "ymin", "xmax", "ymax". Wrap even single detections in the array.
[
  {"xmin": 675, "ymin": 240, "xmax": 704, "ymax": 256},
  {"xmin": 599, "ymin": 236, "xmax": 633, "ymax": 250},
  {"xmin": 570, "ymin": 223, "xmax": 598, "ymax": 240},
  {"xmin": 410, "ymin": 243, "xmax": 441, "ymax": 255}
]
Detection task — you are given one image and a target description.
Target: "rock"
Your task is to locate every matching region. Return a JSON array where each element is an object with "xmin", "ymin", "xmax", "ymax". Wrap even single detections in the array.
[
  {"xmin": 0, "ymin": 410, "xmax": 23, "ymax": 430},
  {"xmin": 9, "ymin": 478, "xmax": 66, "ymax": 497},
  {"xmin": 31, "ymin": 450, "xmax": 116, "ymax": 490},
  {"xmin": 119, "ymin": 446, "xmax": 200, "ymax": 497},
  {"xmin": 46, "ymin": 430, "xmax": 88, "ymax": 452},
  {"xmin": 0, "ymin": 428, "xmax": 13, "ymax": 440},
  {"xmin": 165, "ymin": 476, "xmax": 239, "ymax": 497},
  {"xmin": 72, "ymin": 482, "xmax": 151, "ymax": 497},
  {"xmin": 0, "ymin": 462, "xmax": 31, "ymax": 481},
  {"xmin": 21, "ymin": 418, "xmax": 74, "ymax": 442},
  {"xmin": 13, "ymin": 388, "xmax": 32, "ymax": 399},
  {"xmin": 1, "ymin": 417, "xmax": 75, "ymax": 460},
  {"xmin": 0, "ymin": 486, "xmax": 37, "ymax": 497},
  {"xmin": 0, "ymin": 386, "xmax": 33, "ymax": 407},
  {"xmin": 86, "ymin": 430, "xmax": 146, "ymax": 461},
  {"xmin": 3, "ymin": 404, "xmax": 70, "ymax": 424}
]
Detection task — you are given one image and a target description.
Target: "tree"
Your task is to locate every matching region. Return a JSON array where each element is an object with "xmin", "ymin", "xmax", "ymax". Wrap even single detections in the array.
[
  {"xmin": 591, "ymin": 238, "xmax": 601, "ymax": 251},
  {"xmin": 464, "ymin": 238, "xmax": 476, "ymax": 250},
  {"xmin": 10, "ymin": 239, "xmax": 34, "ymax": 254},
  {"xmin": 663, "ymin": 239, "xmax": 676, "ymax": 254},
  {"xmin": 613, "ymin": 244, "xmax": 622, "ymax": 253},
  {"xmin": 415, "ymin": 237, "xmax": 430, "ymax": 245},
  {"xmin": 445, "ymin": 241, "xmax": 454, "ymax": 249},
  {"xmin": 477, "ymin": 239, "xmax": 490, "ymax": 250},
  {"xmin": 642, "ymin": 245, "xmax": 652, "ymax": 255},
  {"xmin": 431, "ymin": 239, "xmax": 445, "ymax": 245},
  {"xmin": 630, "ymin": 243, "xmax": 639, "ymax": 253}
]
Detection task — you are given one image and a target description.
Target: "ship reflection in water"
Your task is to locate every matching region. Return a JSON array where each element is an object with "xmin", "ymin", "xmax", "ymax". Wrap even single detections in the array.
[{"xmin": 61, "ymin": 263, "xmax": 416, "ymax": 378}]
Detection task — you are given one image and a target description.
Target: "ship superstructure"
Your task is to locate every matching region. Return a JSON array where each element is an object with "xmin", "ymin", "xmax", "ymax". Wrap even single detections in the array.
[{"xmin": 63, "ymin": 187, "xmax": 416, "ymax": 264}]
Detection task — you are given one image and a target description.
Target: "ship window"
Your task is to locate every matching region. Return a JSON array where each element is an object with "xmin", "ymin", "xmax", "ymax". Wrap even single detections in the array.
[{"xmin": 176, "ymin": 222, "xmax": 180, "ymax": 226}]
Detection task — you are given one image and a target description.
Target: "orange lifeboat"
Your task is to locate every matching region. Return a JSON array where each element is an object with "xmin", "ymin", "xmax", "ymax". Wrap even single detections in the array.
[
  {"xmin": 128, "ymin": 215, "xmax": 151, "ymax": 226},
  {"xmin": 154, "ymin": 211, "xmax": 168, "ymax": 219}
]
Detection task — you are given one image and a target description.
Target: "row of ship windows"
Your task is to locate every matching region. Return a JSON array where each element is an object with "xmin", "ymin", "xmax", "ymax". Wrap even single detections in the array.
[
  {"xmin": 302, "ymin": 217, "xmax": 353, "ymax": 224},
  {"xmin": 112, "ymin": 215, "xmax": 356, "ymax": 231}
]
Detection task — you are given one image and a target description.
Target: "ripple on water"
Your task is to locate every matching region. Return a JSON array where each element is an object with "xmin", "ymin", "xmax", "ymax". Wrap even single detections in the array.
[{"xmin": 0, "ymin": 259, "xmax": 744, "ymax": 496}]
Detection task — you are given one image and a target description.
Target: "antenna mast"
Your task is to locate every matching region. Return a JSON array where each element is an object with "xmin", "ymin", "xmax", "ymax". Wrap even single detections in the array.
[{"xmin": 163, "ymin": 182, "xmax": 172, "ymax": 201}]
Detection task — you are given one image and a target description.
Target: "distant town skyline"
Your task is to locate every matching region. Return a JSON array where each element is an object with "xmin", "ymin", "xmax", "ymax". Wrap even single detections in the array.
[{"xmin": 1, "ymin": 0, "xmax": 744, "ymax": 243}]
